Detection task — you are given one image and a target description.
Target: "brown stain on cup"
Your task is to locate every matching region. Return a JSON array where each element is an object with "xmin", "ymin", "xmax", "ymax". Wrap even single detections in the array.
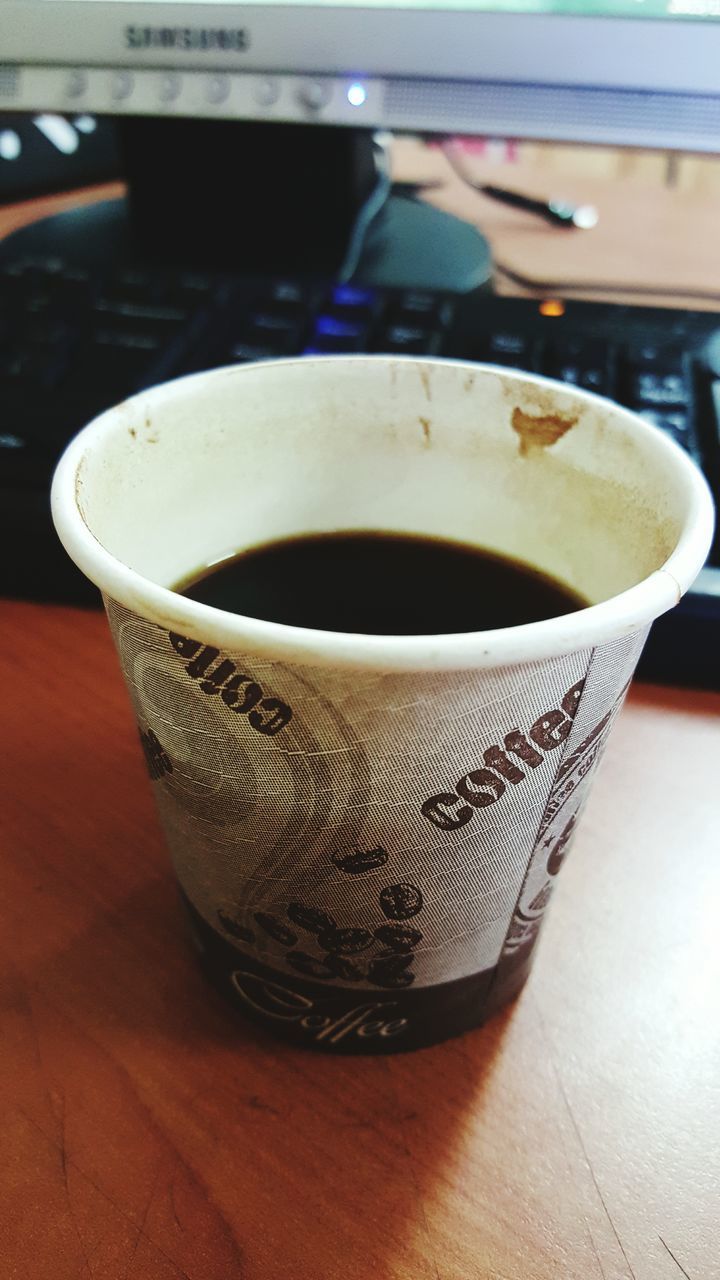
[
  {"xmin": 143, "ymin": 414, "xmax": 159, "ymax": 444},
  {"xmin": 511, "ymin": 406, "xmax": 578, "ymax": 458},
  {"xmin": 419, "ymin": 367, "xmax": 432, "ymax": 402},
  {"xmin": 418, "ymin": 416, "xmax": 432, "ymax": 447}
]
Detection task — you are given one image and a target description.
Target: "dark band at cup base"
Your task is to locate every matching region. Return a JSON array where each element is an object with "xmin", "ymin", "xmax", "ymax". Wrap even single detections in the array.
[{"xmin": 180, "ymin": 892, "xmax": 536, "ymax": 1054}]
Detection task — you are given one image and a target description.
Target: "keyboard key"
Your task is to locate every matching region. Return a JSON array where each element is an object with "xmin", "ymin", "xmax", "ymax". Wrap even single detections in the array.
[
  {"xmin": 554, "ymin": 364, "xmax": 610, "ymax": 395},
  {"xmin": 390, "ymin": 291, "xmax": 452, "ymax": 328},
  {"xmin": 331, "ymin": 284, "xmax": 376, "ymax": 312},
  {"xmin": 376, "ymin": 324, "xmax": 438, "ymax": 355},
  {"xmin": 0, "ymin": 431, "xmax": 25, "ymax": 450},
  {"xmin": 251, "ymin": 280, "xmax": 317, "ymax": 324},
  {"xmin": 490, "ymin": 331, "xmax": 527, "ymax": 355},
  {"xmin": 244, "ymin": 311, "xmax": 303, "ymax": 353},
  {"xmin": 311, "ymin": 314, "xmax": 367, "ymax": 352},
  {"xmin": 93, "ymin": 328, "xmax": 163, "ymax": 351},
  {"xmin": 628, "ymin": 371, "xmax": 688, "ymax": 409},
  {"xmin": 545, "ymin": 337, "xmax": 610, "ymax": 390},
  {"xmin": 251, "ymin": 291, "xmax": 307, "ymax": 330},
  {"xmin": 490, "ymin": 332, "xmax": 533, "ymax": 363},
  {"xmin": 265, "ymin": 280, "xmax": 310, "ymax": 308},
  {"xmin": 94, "ymin": 298, "xmax": 190, "ymax": 324},
  {"xmin": 626, "ymin": 342, "xmax": 685, "ymax": 373},
  {"xmin": 314, "ymin": 314, "xmax": 366, "ymax": 337},
  {"xmin": 638, "ymin": 409, "xmax": 690, "ymax": 436},
  {"xmin": 474, "ymin": 331, "xmax": 535, "ymax": 369}
]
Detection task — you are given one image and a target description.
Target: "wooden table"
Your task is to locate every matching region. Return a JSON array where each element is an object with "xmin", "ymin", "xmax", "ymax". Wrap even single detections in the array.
[
  {"xmin": 2, "ymin": 161, "xmax": 720, "ymax": 1278},
  {"xmin": 2, "ymin": 604, "xmax": 719, "ymax": 1280}
]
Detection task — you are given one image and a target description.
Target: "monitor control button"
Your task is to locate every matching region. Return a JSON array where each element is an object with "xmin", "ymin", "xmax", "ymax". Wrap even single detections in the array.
[
  {"xmin": 66, "ymin": 70, "xmax": 87, "ymax": 98},
  {"xmin": 111, "ymin": 71, "xmax": 134, "ymax": 100},
  {"xmin": 158, "ymin": 72, "xmax": 181, "ymax": 103},
  {"xmin": 205, "ymin": 75, "xmax": 230, "ymax": 104},
  {"xmin": 297, "ymin": 80, "xmax": 331, "ymax": 111},
  {"xmin": 255, "ymin": 78, "xmax": 280, "ymax": 107}
]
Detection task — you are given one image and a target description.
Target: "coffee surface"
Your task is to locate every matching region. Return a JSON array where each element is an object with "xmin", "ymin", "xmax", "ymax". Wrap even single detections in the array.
[{"xmin": 176, "ymin": 531, "xmax": 586, "ymax": 634}]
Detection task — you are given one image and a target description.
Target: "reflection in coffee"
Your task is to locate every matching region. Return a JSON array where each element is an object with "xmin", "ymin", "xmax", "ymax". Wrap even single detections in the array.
[{"xmin": 176, "ymin": 531, "xmax": 586, "ymax": 633}]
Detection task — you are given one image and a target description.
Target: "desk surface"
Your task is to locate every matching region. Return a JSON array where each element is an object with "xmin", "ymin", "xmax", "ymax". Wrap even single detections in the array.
[{"xmin": 2, "ymin": 600, "xmax": 719, "ymax": 1280}]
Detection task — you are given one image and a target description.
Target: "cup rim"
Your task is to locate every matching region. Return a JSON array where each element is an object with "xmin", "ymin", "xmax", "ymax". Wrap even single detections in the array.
[{"xmin": 51, "ymin": 356, "xmax": 715, "ymax": 673}]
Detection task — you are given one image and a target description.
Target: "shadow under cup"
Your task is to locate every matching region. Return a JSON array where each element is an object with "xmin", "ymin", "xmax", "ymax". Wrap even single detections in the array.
[{"xmin": 51, "ymin": 357, "xmax": 713, "ymax": 1053}]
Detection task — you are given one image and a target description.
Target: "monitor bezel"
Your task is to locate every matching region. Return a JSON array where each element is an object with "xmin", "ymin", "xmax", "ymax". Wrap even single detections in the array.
[{"xmin": 4, "ymin": 3, "xmax": 720, "ymax": 94}]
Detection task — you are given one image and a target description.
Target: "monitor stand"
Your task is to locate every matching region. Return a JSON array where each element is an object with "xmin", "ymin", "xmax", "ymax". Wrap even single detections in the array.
[{"xmin": 1, "ymin": 119, "xmax": 491, "ymax": 293}]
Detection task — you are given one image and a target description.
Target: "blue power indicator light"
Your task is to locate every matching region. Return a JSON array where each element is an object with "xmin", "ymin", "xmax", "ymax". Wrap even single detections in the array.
[{"xmin": 347, "ymin": 83, "xmax": 367, "ymax": 107}]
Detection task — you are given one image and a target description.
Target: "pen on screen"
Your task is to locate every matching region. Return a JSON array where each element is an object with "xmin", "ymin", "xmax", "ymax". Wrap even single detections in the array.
[
  {"xmin": 441, "ymin": 141, "xmax": 599, "ymax": 230},
  {"xmin": 476, "ymin": 183, "xmax": 599, "ymax": 229}
]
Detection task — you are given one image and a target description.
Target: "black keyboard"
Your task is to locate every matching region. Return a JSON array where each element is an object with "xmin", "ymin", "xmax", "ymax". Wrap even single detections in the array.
[{"xmin": 2, "ymin": 255, "xmax": 718, "ymax": 686}]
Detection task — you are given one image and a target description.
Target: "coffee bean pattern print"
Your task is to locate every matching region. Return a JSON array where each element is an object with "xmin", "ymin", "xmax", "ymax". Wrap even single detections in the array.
[
  {"xmin": 286, "ymin": 951, "xmax": 334, "ymax": 979},
  {"xmin": 286, "ymin": 902, "xmax": 338, "ymax": 934},
  {"xmin": 219, "ymin": 849, "xmax": 426, "ymax": 988},
  {"xmin": 374, "ymin": 924, "xmax": 422, "ymax": 953},
  {"xmin": 324, "ymin": 953, "xmax": 363, "ymax": 982},
  {"xmin": 331, "ymin": 845, "xmax": 389, "ymax": 875},
  {"xmin": 368, "ymin": 952, "xmax": 415, "ymax": 989},
  {"xmin": 378, "ymin": 882, "xmax": 424, "ymax": 922},
  {"xmin": 244, "ymin": 855, "xmax": 428, "ymax": 988},
  {"xmin": 316, "ymin": 926, "xmax": 374, "ymax": 955},
  {"xmin": 263, "ymin": 876, "xmax": 427, "ymax": 988},
  {"xmin": 217, "ymin": 910, "xmax": 255, "ymax": 945},
  {"xmin": 253, "ymin": 912, "xmax": 298, "ymax": 946}
]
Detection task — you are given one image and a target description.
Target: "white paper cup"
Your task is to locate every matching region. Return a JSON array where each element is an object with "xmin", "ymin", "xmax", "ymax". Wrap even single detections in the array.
[{"xmin": 51, "ymin": 357, "xmax": 713, "ymax": 1052}]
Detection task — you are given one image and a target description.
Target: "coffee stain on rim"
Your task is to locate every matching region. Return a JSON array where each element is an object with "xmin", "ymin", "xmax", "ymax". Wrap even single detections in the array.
[
  {"xmin": 419, "ymin": 367, "xmax": 432, "ymax": 402},
  {"xmin": 143, "ymin": 414, "xmax": 160, "ymax": 442},
  {"xmin": 418, "ymin": 416, "xmax": 431, "ymax": 447},
  {"xmin": 511, "ymin": 405, "xmax": 578, "ymax": 458}
]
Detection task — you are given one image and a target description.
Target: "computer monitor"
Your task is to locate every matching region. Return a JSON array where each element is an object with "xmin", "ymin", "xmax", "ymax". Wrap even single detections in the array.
[
  {"xmin": 3, "ymin": 1, "xmax": 720, "ymax": 281},
  {"xmin": 4, "ymin": 0, "xmax": 720, "ymax": 150}
]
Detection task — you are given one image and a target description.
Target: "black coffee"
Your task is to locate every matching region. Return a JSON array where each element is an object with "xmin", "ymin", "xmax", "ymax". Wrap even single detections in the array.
[{"xmin": 176, "ymin": 531, "xmax": 586, "ymax": 634}]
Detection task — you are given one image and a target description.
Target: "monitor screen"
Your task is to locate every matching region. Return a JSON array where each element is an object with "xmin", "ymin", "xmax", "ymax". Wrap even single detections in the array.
[{"xmin": 3, "ymin": 0, "xmax": 720, "ymax": 150}]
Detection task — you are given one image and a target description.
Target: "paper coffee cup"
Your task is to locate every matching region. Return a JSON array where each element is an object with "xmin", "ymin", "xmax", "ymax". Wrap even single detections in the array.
[{"xmin": 51, "ymin": 357, "xmax": 713, "ymax": 1053}]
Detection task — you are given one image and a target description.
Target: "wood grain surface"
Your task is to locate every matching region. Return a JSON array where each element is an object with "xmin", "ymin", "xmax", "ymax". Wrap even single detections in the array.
[{"xmin": 1, "ymin": 599, "xmax": 719, "ymax": 1280}]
